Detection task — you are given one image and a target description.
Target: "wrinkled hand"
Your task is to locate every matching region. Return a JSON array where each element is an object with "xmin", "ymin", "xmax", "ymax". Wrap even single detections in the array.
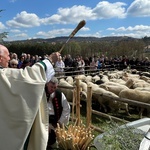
[
  {"xmin": 48, "ymin": 52, "xmax": 60, "ymax": 64},
  {"xmin": 57, "ymin": 121, "xmax": 63, "ymax": 128}
]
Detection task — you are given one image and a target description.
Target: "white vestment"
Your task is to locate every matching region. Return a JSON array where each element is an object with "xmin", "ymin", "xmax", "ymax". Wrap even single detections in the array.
[{"xmin": 0, "ymin": 61, "xmax": 54, "ymax": 150}]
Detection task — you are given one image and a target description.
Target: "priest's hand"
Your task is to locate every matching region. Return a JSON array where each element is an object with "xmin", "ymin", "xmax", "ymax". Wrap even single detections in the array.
[{"xmin": 48, "ymin": 52, "xmax": 60, "ymax": 65}]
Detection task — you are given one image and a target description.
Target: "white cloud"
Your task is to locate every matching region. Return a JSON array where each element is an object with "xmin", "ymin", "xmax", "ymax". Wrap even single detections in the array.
[
  {"xmin": 127, "ymin": 0, "xmax": 150, "ymax": 17},
  {"xmin": 107, "ymin": 25, "xmax": 150, "ymax": 38},
  {"xmin": 108, "ymin": 25, "xmax": 150, "ymax": 32},
  {"xmin": 6, "ymin": 33, "xmax": 28, "ymax": 41},
  {"xmin": 6, "ymin": 11, "xmax": 40, "ymax": 28},
  {"xmin": 41, "ymin": 2, "xmax": 127, "ymax": 25},
  {"xmin": 14, "ymin": 33, "xmax": 28, "ymax": 38},
  {"xmin": 3, "ymin": 1, "xmax": 150, "ymax": 41},
  {"xmin": 36, "ymin": 27, "xmax": 87, "ymax": 38},
  {"xmin": 111, "ymin": 31, "xmax": 149, "ymax": 39},
  {"xmin": 81, "ymin": 27, "xmax": 90, "ymax": 31},
  {"xmin": 57, "ymin": 5, "xmax": 94, "ymax": 22},
  {"xmin": 10, "ymin": 29, "xmax": 21, "ymax": 33},
  {"xmin": 5, "ymin": 1, "xmax": 127, "ymax": 31},
  {"xmin": 41, "ymin": 5, "xmax": 94, "ymax": 25},
  {"xmin": 126, "ymin": 25, "xmax": 150, "ymax": 31},
  {"xmin": 36, "ymin": 29, "xmax": 72, "ymax": 38},
  {"xmin": 93, "ymin": 1, "xmax": 127, "ymax": 19},
  {"xmin": 0, "ymin": 22, "xmax": 7, "ymax": 30}
]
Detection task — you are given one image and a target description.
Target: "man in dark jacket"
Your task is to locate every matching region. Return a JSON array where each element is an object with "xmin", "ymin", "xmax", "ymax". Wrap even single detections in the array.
[{"xmin": 45, "ymin": 77, "xmax": 70, "ymax": 149}]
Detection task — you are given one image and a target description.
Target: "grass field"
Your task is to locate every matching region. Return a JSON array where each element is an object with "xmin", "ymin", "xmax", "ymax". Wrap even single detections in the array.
[{"xmin": 69, "ymin": 100, "xmax": 146, "ymax": 149}]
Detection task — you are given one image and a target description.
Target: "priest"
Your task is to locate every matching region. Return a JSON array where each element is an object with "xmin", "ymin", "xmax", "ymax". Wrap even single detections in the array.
[{"xmin": 0, "ymin": 44, "xmax": 60, "ymax": 150}]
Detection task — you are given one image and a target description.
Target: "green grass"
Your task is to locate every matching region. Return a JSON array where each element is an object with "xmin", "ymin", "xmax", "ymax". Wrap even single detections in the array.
[
  {"xmin": 97, "ymin": 125, "xmax": 144, "ymax": 150},
  {"xmin": 69, "ymin": 101, "xmax": 145, "ymax": 150}
]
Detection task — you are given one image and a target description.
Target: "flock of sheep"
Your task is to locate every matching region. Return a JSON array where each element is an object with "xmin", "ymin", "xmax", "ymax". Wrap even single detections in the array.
[{"xmin": 57, "ymin": 69, "xmax": 150, "ymax": 118}]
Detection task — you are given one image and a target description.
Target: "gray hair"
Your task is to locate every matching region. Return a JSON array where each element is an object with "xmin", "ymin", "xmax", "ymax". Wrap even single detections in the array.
[
  {"xmin": 9, "ymin": 59, "xmax": 18, "ymax": 65},
  {"xmin": 50, "ymin": 77, "xmax": 58, "ymax": 84}
]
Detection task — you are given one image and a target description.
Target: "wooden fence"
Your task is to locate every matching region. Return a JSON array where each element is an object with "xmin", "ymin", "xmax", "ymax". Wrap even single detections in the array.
[
  {"xmin": 55, "ymin": 64, "xmax": 150, "ymax": 78},
  {"xmin": 58, "ymin": 78, "xmax": 150, "ymax": 133},
  {"xmin": 86, "ymin": 86, "xmax": 150, "ymax": 132}
]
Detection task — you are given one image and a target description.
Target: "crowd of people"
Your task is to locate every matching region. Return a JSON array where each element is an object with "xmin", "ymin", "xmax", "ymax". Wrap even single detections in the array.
[{"xmin": 8, "ymin": 52, "xmax": 150, "ymax": 76}]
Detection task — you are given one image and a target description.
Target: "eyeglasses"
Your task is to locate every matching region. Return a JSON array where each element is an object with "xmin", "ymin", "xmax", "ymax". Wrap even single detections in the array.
[{"xmin": 11, "ymin": 64, "xmax": 18, "ymax": 66}]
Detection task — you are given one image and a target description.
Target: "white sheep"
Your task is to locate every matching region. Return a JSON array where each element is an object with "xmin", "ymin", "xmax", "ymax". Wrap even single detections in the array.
[
  {"xmin": 92, "ymin": 75, "xmax": 100, "ymax": 83},
  {"xmin": 122, "ymin": 72, "xmax": 140, "ymax": 81},
  {"xmin": 87, "ymin": 82, "xmax": 99, "ymax": 91},
  {"xmin": 119, "ymin": 89, "xmax": 150, "ymax": 118},
  {"xmin": 125, "ymin": 78, "xmax": 135, "ymax": 88},
  {"xmin": 91, "ymin": 87, "xmax": 129, "ymax": 115},
  {"xmin": 109, "ymin": 78, "xmax": 126, "ymax": 85},
  {"xmin": 59, "ymin": 78, "xmax": 87, "ymax": 102},
  {"xmin": 58, "ymin": 80, "xmax": 74, "ymax": 102},
  {"xmin": 100, "ymin": 84, "xmax": 129, "ymax": 96},
  {"xmin": 73, "ymin": 79, "xmax": 88, "ymax": 101},
  {"xmin": 100, "ymin": 75, "xmax": 109, "ymax": 83},
  {"xmin": 140, "ymin": 75, "xmax": 150, "ymax": 82},
  {"xmin": 135, "ymin": 87, "xmax": 150, "ymax": 92},
  {"xmin": 75, "ymin": 74, "xmax": 86, "ymax": 82},
  {"xmin": 66, "ymin": 76, "xmax": 74, "ymax": 85},
  {"xmin": 132, "ymin": 79, "xmax": 150, "ymax": 89},
  {"xmin": 85, "ymin": 75, "xmax": 93, "ymax": 83}
]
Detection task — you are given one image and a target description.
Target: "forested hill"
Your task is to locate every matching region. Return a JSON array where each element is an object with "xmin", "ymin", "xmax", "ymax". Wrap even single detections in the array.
[
  {"xmin": 4, "ymin": 36, "xmax": 138, "ymax": 44},
  {"xmin": 2, "ymin": 36, "xmax": 150, "ymax": 58}
]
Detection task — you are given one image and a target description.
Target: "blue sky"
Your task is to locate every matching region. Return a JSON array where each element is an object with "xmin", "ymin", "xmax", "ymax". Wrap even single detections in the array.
[{"xmin": 0, "ymin": 0, "xmax": 150, "ymax": 41}]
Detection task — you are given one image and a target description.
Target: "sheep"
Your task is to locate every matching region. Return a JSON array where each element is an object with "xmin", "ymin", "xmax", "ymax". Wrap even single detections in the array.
[
  {"xmin": 76, "ymin": 74, "xmax": 86, "ymax": 82},
  {"xmin": 85, "ymin": 75, "xmax": 92, "ymax": 83},
  {"xmin": 87, "ymin": 82, "xmax": 99, "ymax": 91},
  {"xmin": 140, "ymin": 75, "xmax": 150, "ymax": 82},
  {"xmin": 91, "ymin": 86, "xmax": 129, "ymax": 115},
  {"xmin": 132, "ymin": 79, "xmax": 150, "ymax": 89},
  {"xmin": 95, "ymin": 80, "xmax": 105, "ymax": 85},
  {"xmin": 91, "ymin": 74, "xmax": 106, "ymax": 85},
  {"xmin": 105, "ymin": 70, "xmax": 127, "ymax": 80},
  {"xmin": 100, "ymin": 81, "xmax": 126, "ymax": 87},
  {"xmin": 147, "ymin": 80, "xmax": 150, "ymax": 84},
  {"xmin": 122, "ymin": 72, "xmax": 140, "ymax": 81},
  {"xmin": 73, "ymin": 79, "xmax": 88, "ymax": 101},
  {"xmin": 125, "ymin": 78, "xmax": 135, "ymax": 88},
  {"xmin": 100, "ymin": 75, "xmax": 109, "ymax": 83},
  {"xmin": 92, "ymin": 75, "xmax": 100, "ymax": 83},
  {"xmin": 109, "ymin": 78, "xmax": 126, "ymax": 85},
  {"xmin": 66, "ymin": 76, "xmax": 74, "ymax": 85},
  {"xmin": 79, "ymin": 80, "xmax": 87, "ymax": 93},
  {"xmin": 59, "ymin": 78, "xmax": 88, "ymax": 103},
  {"xmin": 108, "ymin": 72, "xmax": 121, "ymax": 79},
  {"xmin": 59, "ymin": 78, "xmax": 66, "ymax": 82},
  {"xmin": 58, "ymin": 80, "xmax": 74, "ymax": 102},
  {"xmin": 135, "ymin": 87, "xmax": 150, "ymax": 92},
  {"xmin": 139, "ymin": 71, "xmax": 150, "ymax": 78},
  {"xmin": 119, "ymin": 89, "xmax": 150, "ymax": 118},
  {"xmin": 125, "ymin": 78, "xmax": 150, "ymax": 89},
  {"xmin": 100, "ymin": 84, "xmax": 129, "ymax": 96}
]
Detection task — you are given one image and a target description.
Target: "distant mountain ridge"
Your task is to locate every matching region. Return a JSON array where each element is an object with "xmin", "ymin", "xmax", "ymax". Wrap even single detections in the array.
[{"xmin": 5, "ymin": 36, "xmax": 139, "ymax": 43}]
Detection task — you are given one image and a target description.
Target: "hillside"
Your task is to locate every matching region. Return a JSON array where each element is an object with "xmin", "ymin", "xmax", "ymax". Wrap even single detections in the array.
[{"xmin": 4, "ymin": 36, "xmax": 138, "ymax": 44}]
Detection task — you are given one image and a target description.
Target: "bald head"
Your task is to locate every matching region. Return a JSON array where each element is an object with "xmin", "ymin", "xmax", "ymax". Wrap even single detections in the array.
[{"xmin": 0, "ymin": 44, "xmax": 10, "ymax": 68}]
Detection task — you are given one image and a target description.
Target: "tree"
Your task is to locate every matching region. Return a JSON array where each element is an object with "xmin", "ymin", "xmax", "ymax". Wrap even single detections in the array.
[{"xmin": 0, "ymin": 10, "xmax": 8, "ymax": 43}]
